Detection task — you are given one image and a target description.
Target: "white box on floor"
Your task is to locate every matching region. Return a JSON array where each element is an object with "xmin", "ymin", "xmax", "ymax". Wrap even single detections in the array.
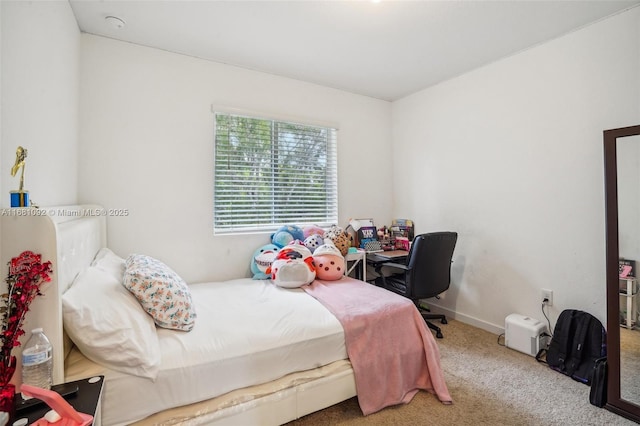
[{"xmin": 505, "ymin": 314, "xmax": 546, "ymax": 357}]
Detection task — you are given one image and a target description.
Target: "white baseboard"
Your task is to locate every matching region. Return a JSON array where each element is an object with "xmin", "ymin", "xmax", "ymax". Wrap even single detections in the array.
[{"xmin": 422, "ymin": 303, "xmax": 504, "ymax": 335}]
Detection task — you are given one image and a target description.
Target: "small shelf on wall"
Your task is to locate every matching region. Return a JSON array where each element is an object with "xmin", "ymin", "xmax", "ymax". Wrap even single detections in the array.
[{"xmin": 620, "ymin": 276, "xmax": 638, "ymax": 329}]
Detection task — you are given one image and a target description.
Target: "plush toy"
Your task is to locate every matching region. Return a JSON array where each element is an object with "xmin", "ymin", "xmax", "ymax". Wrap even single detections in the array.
[
  {"xmin": 267, "ymin": 244, "xmax": 316, "ymax": 288},
  {"xmin": 303, "ymin": 234, "xmax": 324, "ymax": 253},
  {"xmin": 313, "ymin": 243, "xmax": 345, "ymax": 281},
  {"xmin": 323, "ymin": 225, "xmax": 350, "ymax": 256},
  {"xmin": 303, "ymin": 225, "xmax": 325, "ymax": 239},
  {"xmin": 251, "ymin": 244, "xmax": 281, "ymax": 280},
  {"xmin": 280, "ymin": 242, "xmax": 312, "ymax": 259},
  {"xmin": 271, "ymin": 225, "xmax": 305, "ymax": 248}
]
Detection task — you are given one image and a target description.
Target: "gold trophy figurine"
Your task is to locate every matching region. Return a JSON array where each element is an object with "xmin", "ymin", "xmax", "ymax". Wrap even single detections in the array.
[{"xmin": 10, "ymin": 146, "xmax": 29, "ymax": 207}]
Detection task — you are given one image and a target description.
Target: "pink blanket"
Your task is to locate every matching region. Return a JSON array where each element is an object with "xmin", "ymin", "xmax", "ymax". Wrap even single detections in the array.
[{"xmin": 303, "ymin": 277, "xmax": 452, "ymax": 415}]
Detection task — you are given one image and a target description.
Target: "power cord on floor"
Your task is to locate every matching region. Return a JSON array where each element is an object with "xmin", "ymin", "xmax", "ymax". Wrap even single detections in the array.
[
  {"xmin": 536, "ymin": 301, "xmax": 554, "ymax": 359},
  {"xmin": 497, "ymin": 333, "xmax": 505, "ymax": 346},
  {"xmin": 541, "ymin": 301, "xmax": 553, "ymax": 340}
]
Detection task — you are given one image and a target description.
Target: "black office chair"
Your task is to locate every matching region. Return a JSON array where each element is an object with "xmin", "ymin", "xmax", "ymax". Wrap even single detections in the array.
[{"xmin": 375, "ymin": 232, "xmax": 458, "ymax": 339}]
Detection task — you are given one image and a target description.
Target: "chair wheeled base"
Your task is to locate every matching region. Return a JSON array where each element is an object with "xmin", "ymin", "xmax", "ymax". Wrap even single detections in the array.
[{"xmin": 417, "ymin": 302, "xmax": 447, "ymax": 339}]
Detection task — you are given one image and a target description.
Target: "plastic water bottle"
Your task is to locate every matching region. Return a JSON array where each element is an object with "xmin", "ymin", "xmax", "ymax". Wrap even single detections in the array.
[{"xmin": 21, "ymin": 328, "xmax": 53, "ymax": 392}]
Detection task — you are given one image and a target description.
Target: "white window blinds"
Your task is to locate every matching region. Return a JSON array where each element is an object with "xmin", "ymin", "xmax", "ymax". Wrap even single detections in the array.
[{"xmin": 214, "ymin": 112, "xmax": 338, "ymax": 234}]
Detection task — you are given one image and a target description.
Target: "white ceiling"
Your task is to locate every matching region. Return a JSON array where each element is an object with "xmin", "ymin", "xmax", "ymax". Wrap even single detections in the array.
[{"xmin": 69, "ymin": 0, "xmax": 640, "ymax": 101}]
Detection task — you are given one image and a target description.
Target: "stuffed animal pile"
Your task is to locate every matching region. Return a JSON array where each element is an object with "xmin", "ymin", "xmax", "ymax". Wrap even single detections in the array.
[{"xmin": 251, "ymin": 224, "xmax": 349, "ymax": 288}]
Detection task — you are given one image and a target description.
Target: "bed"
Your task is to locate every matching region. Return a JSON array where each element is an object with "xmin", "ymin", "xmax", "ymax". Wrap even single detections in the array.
[{"xmin": 0, "ymin": 205, "xmax": 450, "ymax": 425}]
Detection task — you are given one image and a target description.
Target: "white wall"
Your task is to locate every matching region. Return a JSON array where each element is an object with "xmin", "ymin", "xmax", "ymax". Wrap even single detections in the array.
[
  {"xmin": 78, "ymin": 35, "xmax": 392, "ymax": 283},
  {"xmin": 392, "ymin": 7, "xmax": 640, "ymax": 333},
  {"xmin": 0, "ymin": 1, "xmax": 79, "ymax": 208}
]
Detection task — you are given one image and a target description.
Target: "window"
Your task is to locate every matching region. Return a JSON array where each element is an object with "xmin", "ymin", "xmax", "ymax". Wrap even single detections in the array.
[{"xmin": 214, "ymin": 112, "xmax": 338, "ymax": 234}]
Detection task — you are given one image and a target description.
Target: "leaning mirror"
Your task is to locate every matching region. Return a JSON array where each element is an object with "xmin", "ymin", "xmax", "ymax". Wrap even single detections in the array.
[
  {"xmin": 617, "ymin": 135, "xmax": 640, "ymax": 404},
  {"xmin": 605, "ymin": 125, "xmax": 640, "ymax": 422}
]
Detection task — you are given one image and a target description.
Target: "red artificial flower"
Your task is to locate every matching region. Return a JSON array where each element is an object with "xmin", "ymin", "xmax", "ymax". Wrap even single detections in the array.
[{"xmin": 0, "ymin": 251, "xmax": 52, "ymax": 385}]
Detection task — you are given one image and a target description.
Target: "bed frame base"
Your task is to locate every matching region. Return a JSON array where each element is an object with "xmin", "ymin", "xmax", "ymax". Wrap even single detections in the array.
[
  {"xmin": 208, "ymin": 369, "xmax": 356, "ymax": 426},
  {"xmin": 131, "ymin": 363, "xmax": 356, "ymax": 425}
]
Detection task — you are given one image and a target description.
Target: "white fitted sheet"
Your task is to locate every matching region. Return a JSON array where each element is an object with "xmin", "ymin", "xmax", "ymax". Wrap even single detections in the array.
[{"xmin": 67, "ymin": 278, "xmax": 347, "ymax": 426}]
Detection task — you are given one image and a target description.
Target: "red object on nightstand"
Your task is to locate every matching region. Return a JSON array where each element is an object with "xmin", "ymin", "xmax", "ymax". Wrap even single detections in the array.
[{"xmin": 20, "ymin": 384, "xmax": 92, "ymax": 426}]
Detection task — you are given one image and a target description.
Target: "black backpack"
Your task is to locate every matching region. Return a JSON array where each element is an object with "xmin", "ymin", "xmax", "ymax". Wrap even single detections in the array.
[
  {"xmin": 536, "ymin": 309, "xmax": 607, "ymax": 385},
  {"xmin": 589, "ymin": 357, "xmax": 608, "ymax": 407}
]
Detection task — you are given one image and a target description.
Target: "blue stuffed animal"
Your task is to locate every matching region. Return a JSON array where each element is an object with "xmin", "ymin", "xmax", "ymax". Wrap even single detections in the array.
[
  {"xmin": 251, "ymin": 244, "xmax": 281, "ymax": 279},
  {"xmin": 271, "ymin": 225, "xmax": 304, "ymax": 248}
]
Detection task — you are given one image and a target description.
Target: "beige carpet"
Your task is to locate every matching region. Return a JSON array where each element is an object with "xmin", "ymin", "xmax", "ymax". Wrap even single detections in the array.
[
  {"xmin": 621, "ymin": 327, "xmax": 640, "ymax": 404},
  {"xmin": 287, "ymin": 319, "xmax": 636, "ymax": 426}
]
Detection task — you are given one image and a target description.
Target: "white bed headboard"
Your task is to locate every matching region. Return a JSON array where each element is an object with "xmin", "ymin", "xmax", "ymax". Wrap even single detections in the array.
[{"xmin": 1, "ymin": 205, "xmax": 106, "ymax": 384}]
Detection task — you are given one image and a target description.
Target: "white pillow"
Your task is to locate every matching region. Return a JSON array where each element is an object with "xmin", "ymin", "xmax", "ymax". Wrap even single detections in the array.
[
  {"xmin": 62, "ymin": 266, "xmax": 161, "ymax": 379},
  {"xmin": 123, "ymin": 254, "xmax": 196, "ymax": 331},
  {"xmin": 91, "ymin": 247, "xmax": 125, "ymax": 282}
]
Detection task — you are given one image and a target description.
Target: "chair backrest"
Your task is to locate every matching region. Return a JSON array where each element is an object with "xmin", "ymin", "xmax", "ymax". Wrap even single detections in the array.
[{"xmin": 405, "ymin": 232, "xmax": 458, "ymax": 300}]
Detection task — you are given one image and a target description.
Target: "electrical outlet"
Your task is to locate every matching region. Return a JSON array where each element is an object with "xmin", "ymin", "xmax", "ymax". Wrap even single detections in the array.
[{"xmin": 541, "ymin": 289, "xmax": 553, "ymax": 307}]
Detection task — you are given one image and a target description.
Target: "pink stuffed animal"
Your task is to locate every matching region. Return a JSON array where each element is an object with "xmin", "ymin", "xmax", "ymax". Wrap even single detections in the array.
[{"xmin": 313, "ymin": 244, "xmax": 345, "ymax": 281}]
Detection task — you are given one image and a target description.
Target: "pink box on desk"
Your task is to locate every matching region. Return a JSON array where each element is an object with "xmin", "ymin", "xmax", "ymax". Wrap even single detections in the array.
[{"xmin": 395, "ymin": 237, "xmax": 410, "ymax": 251}]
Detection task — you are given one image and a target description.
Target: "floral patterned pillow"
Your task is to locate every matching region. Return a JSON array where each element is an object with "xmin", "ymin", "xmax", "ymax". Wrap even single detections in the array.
[{"xmin": 123, "ymin": 254, "xmax": 196, "ymax": 331}]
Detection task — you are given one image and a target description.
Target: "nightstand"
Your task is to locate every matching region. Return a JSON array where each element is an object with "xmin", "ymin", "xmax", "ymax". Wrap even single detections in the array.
[{"xmin": 14, "ymin": 376, "xmax": 104, "ymax": 425}]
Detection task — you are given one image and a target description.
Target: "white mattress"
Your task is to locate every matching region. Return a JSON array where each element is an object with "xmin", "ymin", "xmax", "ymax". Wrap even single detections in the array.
[{"xmin": 68, "ymin": 278, "xmax": 347, "ymax": 426}]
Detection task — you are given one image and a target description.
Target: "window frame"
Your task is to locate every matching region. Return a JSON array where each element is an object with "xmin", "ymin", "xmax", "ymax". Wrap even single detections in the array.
[{"xmin": 212, "ymin": 107, "xmax": 339, "ymax": 235}]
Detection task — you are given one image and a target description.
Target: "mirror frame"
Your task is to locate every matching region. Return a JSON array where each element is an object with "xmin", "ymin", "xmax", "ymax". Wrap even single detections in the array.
[{"xmin": 604, "ymin": 124, "xmax": 640, "ymax": 422}]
